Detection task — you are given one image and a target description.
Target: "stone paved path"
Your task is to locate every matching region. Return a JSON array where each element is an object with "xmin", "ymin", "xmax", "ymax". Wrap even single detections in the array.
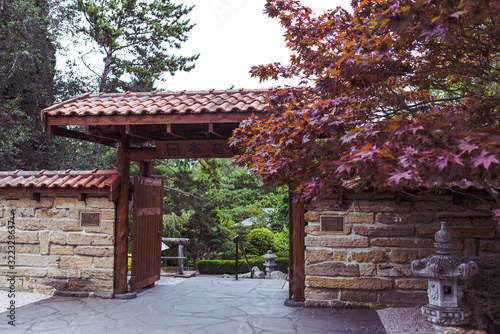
[{"xmin": 0, "ymin": 275, "xmax": 386, "ymax": 333}]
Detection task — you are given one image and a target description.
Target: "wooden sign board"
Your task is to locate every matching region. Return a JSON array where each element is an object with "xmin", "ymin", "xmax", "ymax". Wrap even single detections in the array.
[
  {"xmin": 80, "ymin": 211, "xmax": 101, "ymax": 227},
  {"xmin": 319, "ymin": 215, "xmax": 347, "ymax": 234},
  {"xmin": 127, "ymin": 140, "xmax": 242, "ymax": 160}
]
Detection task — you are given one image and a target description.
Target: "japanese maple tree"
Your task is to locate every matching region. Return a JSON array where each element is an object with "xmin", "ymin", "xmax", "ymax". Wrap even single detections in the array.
[{"xmin": 231, "ymin": 0, "xmax": 500, "ymax": 220}]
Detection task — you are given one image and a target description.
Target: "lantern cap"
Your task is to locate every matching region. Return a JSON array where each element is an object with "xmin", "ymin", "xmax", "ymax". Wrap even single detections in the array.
[{"xmin": 262, "ymin": 250, "xmax": 277, "ymax": 260}]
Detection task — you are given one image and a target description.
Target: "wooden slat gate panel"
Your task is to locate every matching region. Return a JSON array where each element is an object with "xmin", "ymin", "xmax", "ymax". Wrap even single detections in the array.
[{"xmin": 130, "ymin": 176, "xmax": 163, "ymax": 292}]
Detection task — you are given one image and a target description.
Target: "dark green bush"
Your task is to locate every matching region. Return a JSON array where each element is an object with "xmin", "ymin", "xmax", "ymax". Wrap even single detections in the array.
[
  {"xmin": 198, "ymin": 258, "xmax": 289, "ymax": 275},
  {"xmin": 245, "ymin": 228, "xmax": 275, "ymax": 255}
]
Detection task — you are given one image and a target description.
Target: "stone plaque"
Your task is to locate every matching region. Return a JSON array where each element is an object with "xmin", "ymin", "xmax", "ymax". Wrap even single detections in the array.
[
  {"xmin": 320, "ymin": 216, "xmax": 345, "ymax": 233},
  {"xmin": 80, "ymin": 211, "xmax": 101, "ymax": 227}
]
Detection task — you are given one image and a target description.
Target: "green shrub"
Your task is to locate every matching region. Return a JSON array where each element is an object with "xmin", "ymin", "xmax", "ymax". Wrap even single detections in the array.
[
  {"xmin": 245, "ymin": 228, "xmax": 275, "ymax": 255},
  {"xmin": 275, "ymin": 257, "xmax": 289, "ymax": 273},
  {"xmin": 198, "ymin": 258, "xmax": 289, "ymax": 275},
  {"xmin": 273, "ymin": 228, "xmax": 289, "ymax": 253},
  {"xmin": 274, "ymin": 251, "xmax": 289, "ymax": 258}
]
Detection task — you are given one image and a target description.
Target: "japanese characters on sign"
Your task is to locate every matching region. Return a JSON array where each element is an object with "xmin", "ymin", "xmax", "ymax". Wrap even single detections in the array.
[
  {"xmin": 80, "ymin": 211, "xmax": 101, "ymax": 227},
  {"xmin": 156, "ymin": 140, "xmax": 241, "ymax": 159}
]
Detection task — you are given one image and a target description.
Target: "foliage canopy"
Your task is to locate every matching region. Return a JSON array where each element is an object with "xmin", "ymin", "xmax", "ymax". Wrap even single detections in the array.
[
  {"xmin": 78, "ymin": 0, "xmax": 199, "ymax": 92},
  {"xmin": 232, "ymin": 0, "xmax": 500, "ymax": 220}
]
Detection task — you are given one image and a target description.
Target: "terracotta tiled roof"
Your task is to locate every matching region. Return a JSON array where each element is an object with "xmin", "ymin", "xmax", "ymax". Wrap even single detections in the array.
[
  {"xmin": 0, "ymin": 170, "xmax": 120, "ymax": 197},
  {"xmin": 41, "ymin": 89, "xmax": 269, "ymax": 117}
]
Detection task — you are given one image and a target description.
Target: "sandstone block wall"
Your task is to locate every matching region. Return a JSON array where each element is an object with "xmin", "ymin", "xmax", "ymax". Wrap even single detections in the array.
[
  {"xmin": 0, "ymin": 195, "xmax": 115, "ymax": 296},
  {"xmin": 304, "ymin": 195, "xmax": 500, "ymax": 308}
]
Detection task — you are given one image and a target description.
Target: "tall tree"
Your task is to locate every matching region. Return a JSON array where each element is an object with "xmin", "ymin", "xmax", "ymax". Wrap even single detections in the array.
[
  {"xmin": 232, "ymin": 0, "xmax": 500, "ymax": 220},
  {"xmin": 0, "ymin": 0, "xmax": 121, "ymax": 171},
  {"xmin": 77, "ymin": 0, "xmax": 199, "ymax": 92},
  {"xmin": 149, "ymin": 158, "xmax": 282, "ymax": 267},
  {"xmin": 0, "ymin": 0, "xmax": 61, "ymax": 170}
]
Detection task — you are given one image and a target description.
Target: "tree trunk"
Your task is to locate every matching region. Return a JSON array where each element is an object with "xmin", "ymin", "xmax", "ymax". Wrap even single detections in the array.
[{"xmin": 99, "ymin": 52, "xmax": 113, "ymax": 92}]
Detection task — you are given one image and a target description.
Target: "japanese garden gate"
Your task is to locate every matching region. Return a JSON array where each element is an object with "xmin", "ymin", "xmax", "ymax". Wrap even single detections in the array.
[{"xmin": 41, "ymin": 89, "xmax": 306, "ymax": 301}]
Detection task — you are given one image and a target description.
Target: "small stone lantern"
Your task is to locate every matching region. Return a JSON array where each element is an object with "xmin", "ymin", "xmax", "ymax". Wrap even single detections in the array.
[
  {"xmin": 262, "ymin": 250, "xmax": 277, "ymax": 279},
  {"xmin": 412, "ymin": 222, "xmax": 478, "ymax": 334}
]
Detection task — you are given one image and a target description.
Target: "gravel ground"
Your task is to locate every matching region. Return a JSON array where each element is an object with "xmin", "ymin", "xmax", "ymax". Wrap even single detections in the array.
[
  {"xmin": 2, "ymin": 277, "xmax": 436, "ymax": 334},
  {"xmin": 378, "ymin": 307, "xmax": 436, "ymax": 334}
]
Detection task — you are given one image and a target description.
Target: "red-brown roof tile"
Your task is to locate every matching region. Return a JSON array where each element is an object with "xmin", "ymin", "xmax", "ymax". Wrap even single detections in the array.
[
  {"xmin": 41, "ymin": 89, "xmax": 270, "ymax": 118},
  {"xmin": 0, "ymin": 170, "xmax": 120, "ymax": 192}
]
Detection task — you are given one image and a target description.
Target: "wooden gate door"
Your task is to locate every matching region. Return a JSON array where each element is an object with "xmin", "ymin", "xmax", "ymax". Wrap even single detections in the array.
[{"xmin": 130, "ymin": 176, "xmax": 163, "ymax": 291}]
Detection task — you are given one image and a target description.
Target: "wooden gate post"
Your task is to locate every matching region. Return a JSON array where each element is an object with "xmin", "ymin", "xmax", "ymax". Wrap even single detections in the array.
[
  {"xmin": 290, "ymin": 193, "xmax": 305, "ymax": 303},
  {"xmin": 114, "ymin": 133, "xmax": 131, "ymax": 294}
]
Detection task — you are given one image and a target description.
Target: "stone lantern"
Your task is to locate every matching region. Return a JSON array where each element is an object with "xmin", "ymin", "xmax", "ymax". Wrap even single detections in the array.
[
  {"xmin": 412, "ymin": 222, "xmax": 478, "ymax": 334},
  {"xmin": 262, "ymin": 250, "xmax": 277, "ymax": 279}
]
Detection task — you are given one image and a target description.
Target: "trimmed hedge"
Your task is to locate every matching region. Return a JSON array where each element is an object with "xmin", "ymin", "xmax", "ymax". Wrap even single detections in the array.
[{"xmin": 198, "ymin": 257, "xmax": 289, "ymax": 275}]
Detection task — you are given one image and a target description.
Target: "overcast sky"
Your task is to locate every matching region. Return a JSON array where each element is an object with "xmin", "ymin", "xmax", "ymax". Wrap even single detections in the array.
[{"xmin": 158, "ymin": 0, "xmax": 351, "ymax": 91}]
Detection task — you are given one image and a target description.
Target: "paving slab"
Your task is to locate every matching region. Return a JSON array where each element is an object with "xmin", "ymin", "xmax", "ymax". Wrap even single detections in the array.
[{"xmin": 0, "ymin": 275, "xmax": 386, "ymax": 333}]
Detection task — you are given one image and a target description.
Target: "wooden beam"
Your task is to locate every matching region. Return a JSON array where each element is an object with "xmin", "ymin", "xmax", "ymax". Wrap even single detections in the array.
[
  {"xmin": 167, "ymin": 123, "xmax": 188, "ymax": 139},
  {"xmin": 126, "ymin": 139, "xmax": 240, "ymax": 160},
  {"xmin": 87, "ymin": 125, "xmax": 121, "ymax": 141},
  {"xmin": 208, "ymin": 123, "xmax": 225, "ymax": 139},
  {"xmin": 126, "ymin": 125, "xmax": 159, "ymax": 141},
  {"xmin": 288, "ymin": 190, "xmax": 294, "ymax": 300},
  {"xmin": 114, "ymin": 131, "xmax": 131, "ymax": 295},
  {"xmin": 45, "ymin": 113, "xmax": 254, "ymax": 127},
  {"xmin": 48, "ymin": 126, "xmax": 118, "ymax": 147},
  {"xmin": 291, "ymin": 198, "xmax": 305, "ymax": 303}
]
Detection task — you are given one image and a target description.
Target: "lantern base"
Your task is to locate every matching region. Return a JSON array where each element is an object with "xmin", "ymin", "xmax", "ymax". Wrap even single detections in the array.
[{"xmin": 422, "ymin": 303, "xmax": 472, "ymax": 334}]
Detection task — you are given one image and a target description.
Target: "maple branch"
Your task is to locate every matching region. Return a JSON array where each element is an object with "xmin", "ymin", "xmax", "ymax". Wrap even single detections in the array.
[{"xmin": 379, "ymin": 80, "xmax": 417, "ymax": 117}]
